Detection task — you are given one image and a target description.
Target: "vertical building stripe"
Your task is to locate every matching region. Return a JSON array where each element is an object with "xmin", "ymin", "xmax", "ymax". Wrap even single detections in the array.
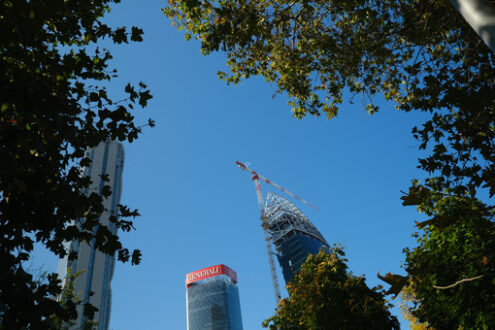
[
  {"xmin": 98, "ymin": 144, "xmax": 124, "ymax": 329},
  {"xmin": 81, "ymin": 141, "xmax": 110, "ymax": 328}
]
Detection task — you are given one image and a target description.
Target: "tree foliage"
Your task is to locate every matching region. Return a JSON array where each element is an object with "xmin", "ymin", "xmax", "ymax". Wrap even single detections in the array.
[
  {"xmin": 164, "ymin": 0, "xmax": 495, "ymax": 327},
  {"xmin": 163, "ymin": 0, "xmax": 495, "ymax": 196},
  {"xmin": 49, "ymin": 268, "xmax": 96, "ymax": 330},
  {"xmin": 0, "ymin": 0, "xmax": 152, "ymax": 328},
  {"xmin": 398, "ymin": 281, "xmax": 433, "ymax": 330},
  {"xmin": 262, "ymin": 249, "xmax": 400, "ymax": 329},
  {"xmin": 402, "ymin": 190, "xmax": 495, "ymax": 329}
]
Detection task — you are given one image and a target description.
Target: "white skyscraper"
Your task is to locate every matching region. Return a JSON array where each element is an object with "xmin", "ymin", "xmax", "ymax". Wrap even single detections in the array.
[{"xmin": 57, "ymin": 141, "xmax": 125, "ymax": 330}]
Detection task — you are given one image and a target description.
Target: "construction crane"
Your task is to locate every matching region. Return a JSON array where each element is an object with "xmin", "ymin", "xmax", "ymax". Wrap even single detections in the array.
[{"xmin": 235, "ymin": 161, "xmax": 318, "ymax": 305}]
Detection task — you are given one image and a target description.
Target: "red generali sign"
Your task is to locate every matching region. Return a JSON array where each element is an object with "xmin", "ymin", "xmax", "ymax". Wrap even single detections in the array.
[{"xmin": 186, "ymin": 264, "xmax": 237, "ymax": 286}]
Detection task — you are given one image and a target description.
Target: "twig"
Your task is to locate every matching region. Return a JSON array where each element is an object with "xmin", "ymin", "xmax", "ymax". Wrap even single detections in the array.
[
  {"xmin": 282, "ymin": 1, "xmax": 298, "ymax": 13},
  {"xmin": 433, "ymin": 274, "xmax": 484, "ymax": 289}
]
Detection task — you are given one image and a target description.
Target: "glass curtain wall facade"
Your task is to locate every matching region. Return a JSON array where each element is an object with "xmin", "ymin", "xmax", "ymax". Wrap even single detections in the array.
[
  {"xmin": 57, "ymin": 141, "xmax": 124, "ymax": 330},
  {"xmin": 186, "ymin": 265, "xmax": 243, "ymax": 330},
  {"xmin": 265, "ymin": 193, "xmax": 329, "ymax": 283}
]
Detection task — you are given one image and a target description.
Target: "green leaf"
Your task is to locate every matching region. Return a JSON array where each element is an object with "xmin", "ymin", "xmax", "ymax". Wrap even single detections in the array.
[{"xmin": 377, "ymin": 272, "xmax": 408, "ymax": 296}]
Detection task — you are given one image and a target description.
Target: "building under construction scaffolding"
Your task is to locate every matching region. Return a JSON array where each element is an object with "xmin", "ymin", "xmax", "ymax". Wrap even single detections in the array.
[{"xmin": 265, "ymin": 192, "xmax": 329, "ymax": 283}]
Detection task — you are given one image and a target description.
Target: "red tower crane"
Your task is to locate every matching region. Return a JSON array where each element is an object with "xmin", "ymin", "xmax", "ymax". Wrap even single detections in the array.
[{"xmin": 235, "ymin": 161, "xmax": 318, "ymax": 304}]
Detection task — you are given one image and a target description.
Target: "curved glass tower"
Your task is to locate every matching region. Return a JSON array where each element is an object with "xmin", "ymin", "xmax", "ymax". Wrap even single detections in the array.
[
  {"xmin": 186, "ymin": 265, "xmax": 243, "ymax": 330},
  {"xmin": 265, "ymin": 193, "xmax": 329, "ymax": 283}
]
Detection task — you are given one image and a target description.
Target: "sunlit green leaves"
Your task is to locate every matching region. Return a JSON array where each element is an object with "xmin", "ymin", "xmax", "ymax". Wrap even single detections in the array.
[
  {"xmin": 263, "ymin": 249, "xmax": 400, "ymax": 329},
  {"xmin": 394, "ymin": 183, "xmax": 495, "ymax": 328},
  {"xmin": 163, "ymin": 0, "xmax": 495, "ymax": 197},
  {"xmin": 404, "ymin": 207, "xmax": 495, "ymax": 328}
]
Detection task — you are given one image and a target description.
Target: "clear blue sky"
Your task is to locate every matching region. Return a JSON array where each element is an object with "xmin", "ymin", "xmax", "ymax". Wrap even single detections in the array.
[{"xmin": 32, "ymin": 1, "xmax": 434, "ymax": 328}]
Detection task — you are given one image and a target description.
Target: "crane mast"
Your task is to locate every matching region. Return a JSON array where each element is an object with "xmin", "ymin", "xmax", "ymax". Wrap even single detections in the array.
[{"xmin": 252, "ymin": 173, "xmax": 281, "ymax": 304}]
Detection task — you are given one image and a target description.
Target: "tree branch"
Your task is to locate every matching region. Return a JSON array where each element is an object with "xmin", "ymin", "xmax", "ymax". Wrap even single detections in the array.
[{"xmin": 433, "ymin": 274, "xmax": 484, "ymax": 289}]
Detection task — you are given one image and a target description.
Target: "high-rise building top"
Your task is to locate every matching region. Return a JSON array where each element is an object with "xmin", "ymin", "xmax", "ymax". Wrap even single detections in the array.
[
  {"xmin": 186, "ymin": 264, "xmax": 243, "ymax": 330},
  {"xmin": 57, "ymin": 141, "xmax": 124, "ymax": 330},
  {"xmin": 265, "ymin": 192, "xmax": 329, "ymax": 283}
]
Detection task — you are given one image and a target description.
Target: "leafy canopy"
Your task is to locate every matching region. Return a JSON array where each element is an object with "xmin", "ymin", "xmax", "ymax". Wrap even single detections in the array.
[
  {"xmin": 262, "ymin": 248, "xmax": 400, "ymax": 329},
  {"xmin": 403, "ymin": 188, "xmax": 495, "ymax": 329},
  {"xmin": 164, "ymin": 0, "xmax": 495, "ymax": 199},
  {"xmin": 0, "ymin": 0, "xmax": 152, "ymax": 328}
]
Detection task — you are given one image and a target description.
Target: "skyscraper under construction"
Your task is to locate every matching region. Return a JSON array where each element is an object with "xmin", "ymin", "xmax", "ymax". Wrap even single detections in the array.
[
  {"xmin": 264, "ymin": 192, "xmax": 329, "ymax": 283},
  {"xmin": 236, "ymin": 161, "xmax": 329, "ymax": 300}
]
